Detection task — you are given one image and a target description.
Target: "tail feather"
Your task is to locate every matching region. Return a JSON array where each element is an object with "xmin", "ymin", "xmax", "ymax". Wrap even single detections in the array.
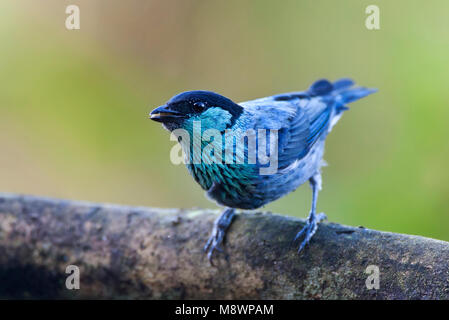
[
  {"xmin": 337, "ymin": 86, "xmax": 378, "ymax": 104},
  {"xmin": 331, "ymin": 78, "xmax": 377, "ymax": 102},
  {"xmin": 332, "ymin": 78, "xmax": 355, "ymax": 91},
  {"xmin": 308, "ymin": 78, "xmax": 377, "ymax": 104},
  {"xmin": 331, "ymin": 78, "xmax": 377, "ymax": 112},
  {"xmin": 305, "ymin": 78, "xmax": 377, "ymax": 144}
]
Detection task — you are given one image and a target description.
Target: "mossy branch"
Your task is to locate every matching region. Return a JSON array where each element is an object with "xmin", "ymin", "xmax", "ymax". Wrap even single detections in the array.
[{"xmin": 0, "ymin": 193, "xmax": 448, "ymax": 299}]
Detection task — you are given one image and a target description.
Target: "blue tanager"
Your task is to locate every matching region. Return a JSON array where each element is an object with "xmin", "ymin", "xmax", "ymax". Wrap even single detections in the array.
[{"xmin": 150, "ymin": 78, "xmax": 376, "ymax": 263}]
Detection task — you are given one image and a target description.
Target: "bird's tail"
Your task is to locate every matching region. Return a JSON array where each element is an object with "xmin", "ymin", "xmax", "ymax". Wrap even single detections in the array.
[
  {"xmin": 307, "ymin": 78, "xmax": 377, "ymax": 134},
  {"xmin": 308, "ymin": 78, "xmax": 377, "ymax": 113},
  {"xmin": 333, "ymin": 78, "xmax": 377, "ymax": 108}
]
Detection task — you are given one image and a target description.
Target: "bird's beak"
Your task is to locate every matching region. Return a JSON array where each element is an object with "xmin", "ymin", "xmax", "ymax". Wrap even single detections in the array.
[{"xmin": 149, "ymin": 105, "xmax": 184, "ymax": 123}]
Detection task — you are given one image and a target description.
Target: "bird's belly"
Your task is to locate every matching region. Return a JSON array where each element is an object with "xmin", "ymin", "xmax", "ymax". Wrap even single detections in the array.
[
  {"xmin": 251, "ymin": 142, "xmax": 325, "ymax": 206},
  {"xmin": 206, "ymin": 142, "xmax": 325, "ymax": 209}
]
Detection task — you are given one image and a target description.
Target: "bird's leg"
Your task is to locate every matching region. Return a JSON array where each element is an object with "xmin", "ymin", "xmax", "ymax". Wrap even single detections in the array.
[
  {"xmin": 294, "ymin": 173, "xmax": 327, "ymax": 253},
  {"xmin": 203, "ymin": 208, "xmax": 236, "ymax": 264}
]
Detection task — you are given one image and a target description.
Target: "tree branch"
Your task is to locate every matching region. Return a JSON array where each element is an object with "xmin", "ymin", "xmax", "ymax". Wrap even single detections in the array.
[{"xmin": 0, "ymin": 193, "xmax": 448, "ymax": 299}]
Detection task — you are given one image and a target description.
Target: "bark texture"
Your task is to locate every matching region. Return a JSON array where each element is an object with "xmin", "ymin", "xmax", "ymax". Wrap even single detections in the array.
[{"xmin": 0, "ymin": 193, "xmax": 448, "ymax": 299}]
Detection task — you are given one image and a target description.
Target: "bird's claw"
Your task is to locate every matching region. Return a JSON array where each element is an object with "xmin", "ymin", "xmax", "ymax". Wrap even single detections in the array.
[
  {"xmin": 203, "ymin": 231, "xmax": 225, "ymax": 265},
  {"xmin": 203, "ymin": 208, "xmax": 235, "ymax": 265},
  {"xmin": 294, "ymin": 212, "xmax": 327, "ymax": 253}
]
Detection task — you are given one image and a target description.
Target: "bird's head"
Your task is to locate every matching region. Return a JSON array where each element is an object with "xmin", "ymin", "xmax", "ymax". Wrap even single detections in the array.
[{"xmin": 150, "ymin": 91, "xmax": 243, "ymax": 132}]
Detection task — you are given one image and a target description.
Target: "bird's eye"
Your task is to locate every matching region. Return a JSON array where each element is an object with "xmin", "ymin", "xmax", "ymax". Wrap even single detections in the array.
[{"xmin": 193, "ymin": 102, "xmax": 206, "ymax": 112}]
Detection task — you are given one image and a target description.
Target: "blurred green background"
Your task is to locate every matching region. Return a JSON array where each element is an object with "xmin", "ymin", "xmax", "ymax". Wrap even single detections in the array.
[{"xmin": 1, "ymin": 0, "xmax": 448, "ymax": 240}]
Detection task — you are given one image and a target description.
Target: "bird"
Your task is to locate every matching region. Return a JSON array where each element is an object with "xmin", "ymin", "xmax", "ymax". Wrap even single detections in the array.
[{"xmin": 150, "ymin": 78, "xmax": 376, "ymax": 263}]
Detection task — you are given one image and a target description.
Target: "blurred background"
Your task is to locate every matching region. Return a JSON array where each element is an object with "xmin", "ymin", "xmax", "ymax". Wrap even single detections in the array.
[{"xmin": 1, "ymin": 0, "xmax": 448, "ymax": 240}]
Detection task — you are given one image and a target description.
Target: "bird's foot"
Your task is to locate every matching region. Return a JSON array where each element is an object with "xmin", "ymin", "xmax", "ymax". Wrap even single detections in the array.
[
  {"xmin": 293, "ymin": 212, "xmax": 327, "ymax": 253},
  {"xmin": 203, "ymin": 208, "xmax": 235, "ymax": 265}
]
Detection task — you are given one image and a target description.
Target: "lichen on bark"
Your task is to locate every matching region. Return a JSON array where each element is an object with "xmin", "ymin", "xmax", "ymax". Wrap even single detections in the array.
[{"xmin": 0, "ymin": 193, "xmax": 448, "ymax": 299}]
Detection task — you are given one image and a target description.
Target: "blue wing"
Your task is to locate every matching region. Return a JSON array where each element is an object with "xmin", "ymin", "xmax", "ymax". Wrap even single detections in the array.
[{"xmin": 240, "ymin": 78, "xmax": 376, "ymax": 170}]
